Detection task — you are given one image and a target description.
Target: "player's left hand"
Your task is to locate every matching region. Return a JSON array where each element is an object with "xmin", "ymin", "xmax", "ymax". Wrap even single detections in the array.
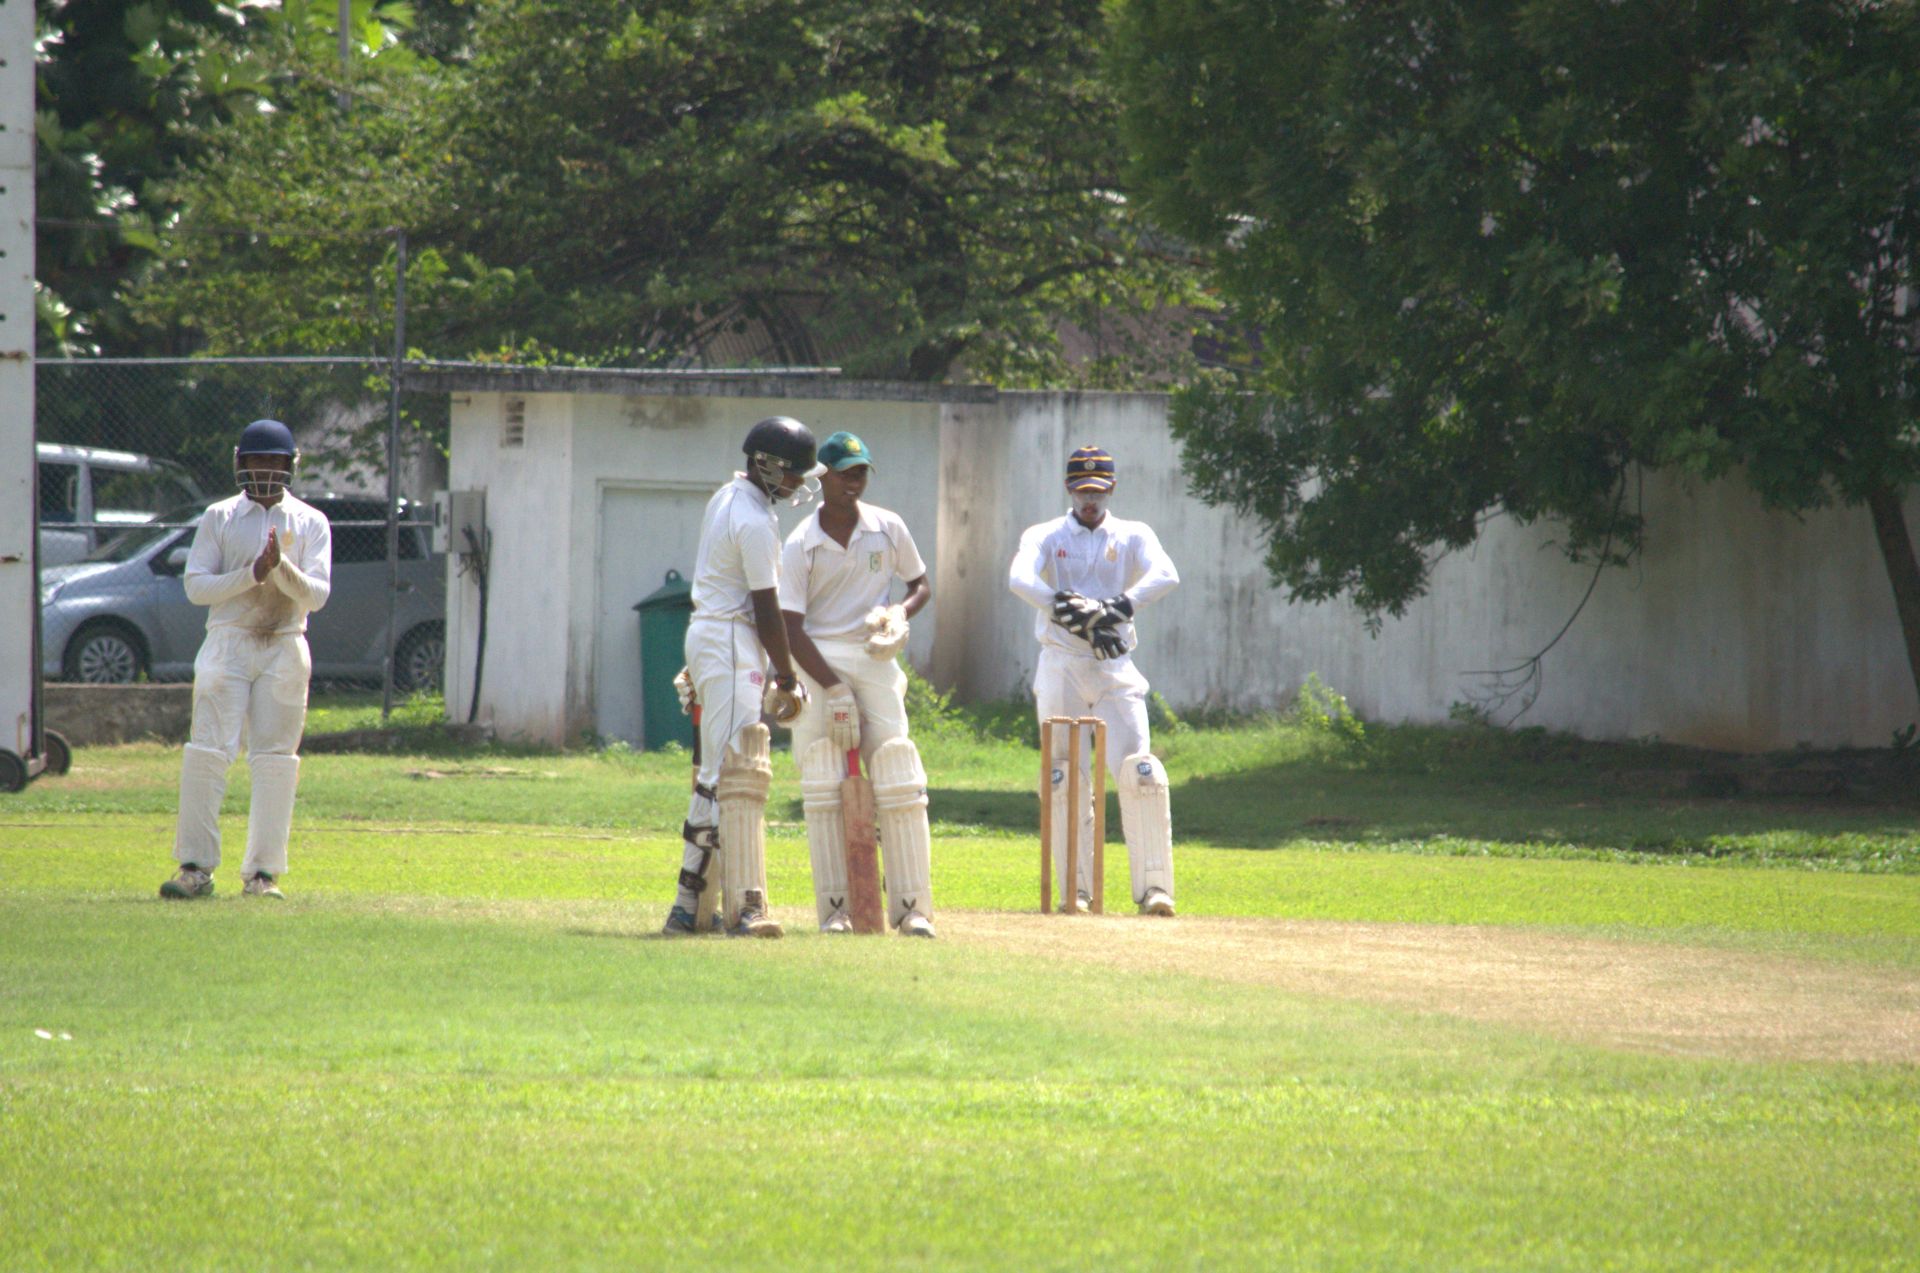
[
  {"xmin": 863, "ymin": 604, "xmax": 910, "ymax": 660},
  {"xmin": 1090, "ymin": 628, "xmax": 1130, "ymax": 661},
  {"xmin": 1091, "ymin": 595, "xmax": 1134, "ymax": 630},
  {"xmin": 1051, "ymin": 590, "xmax": 1103, "ymax": 637}
]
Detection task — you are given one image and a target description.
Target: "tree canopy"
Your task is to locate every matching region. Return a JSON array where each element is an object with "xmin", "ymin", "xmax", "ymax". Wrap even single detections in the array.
[
  {"xmin": 1111, "ymin": 0, "xmax": 1920, "ymax": 702},
  {"xmin": 121, "ymin": 0, "xmax": 1204, "ymax": 384}
]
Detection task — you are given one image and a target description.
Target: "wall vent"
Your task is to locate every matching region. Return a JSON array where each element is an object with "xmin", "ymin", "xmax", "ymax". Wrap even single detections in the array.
[{"xmin": 501, "ymin": 397, "xmax": 527, "ymax": 448}]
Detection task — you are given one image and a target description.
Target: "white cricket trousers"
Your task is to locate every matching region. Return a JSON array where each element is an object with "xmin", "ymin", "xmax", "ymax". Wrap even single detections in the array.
[
  {"xmin": 791, "ymin": 637, "xmax": 910, "ymax": 766},
  {"xmin": 684, "ymin": 616, "xmax": 769, "ymax": 784},
  {"xmin": 172, "ymin": 627, "xmax": 311, "ymax": 877}
]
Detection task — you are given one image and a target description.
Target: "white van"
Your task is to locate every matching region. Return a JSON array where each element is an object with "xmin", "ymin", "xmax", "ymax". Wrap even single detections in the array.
[{"xmin": 36, "ymin": 442, "xmax": 208, "ymax": 567}]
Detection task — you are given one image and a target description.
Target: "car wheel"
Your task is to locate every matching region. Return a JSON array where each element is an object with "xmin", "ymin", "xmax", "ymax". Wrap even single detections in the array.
[
  {"xmin": 394, "ymin": 622, "xmax": 445, "ymax": 694},
  {"xmin": 63, "ymin": 621, "xmax": 148, "ymax": 684}
]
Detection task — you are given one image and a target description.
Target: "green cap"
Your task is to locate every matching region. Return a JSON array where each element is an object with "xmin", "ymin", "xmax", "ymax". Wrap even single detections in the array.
[{"xmin": 817, "ymin": 431, "xmax": 875, "ymax": 472}]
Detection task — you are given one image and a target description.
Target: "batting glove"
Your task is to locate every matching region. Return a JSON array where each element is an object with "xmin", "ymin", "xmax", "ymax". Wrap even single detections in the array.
[
  {"xmin": 863, "ymin": 604, "xmax": 910, "ymax": 660},
  {"xmin": 763, "ymin": 673, "xmax": 808, "ymax": 726},
  {"xmin": 824, "ymin": 683, "xmax": 861, "ymax": 752},
  {"xmin": 673, "ymin": 665, "xmax": 697, "ymax": 715}
]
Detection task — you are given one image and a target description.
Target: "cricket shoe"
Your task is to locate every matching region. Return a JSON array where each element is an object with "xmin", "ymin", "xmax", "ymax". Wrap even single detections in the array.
[
  {"xmin": 822, "ymin": 914, "xmax": 854, "ymax": 934},
  {"xmin": 730, "ymin": 891, "xmax": 783, "ymax": 939},
  {"xmin": 243, "ymin": 872, "xmax": 284, "ymax": 899},
  {"xmin": 160, "ymin": 864, "xmax": 214, "ymax": 900},
  {"xmin": 1139, "ymin": 888, "xmax": 1175, "ymax": 917},
  {"xmin": 897, "ymin": 913, "xmax": 936, "ymax": 939},
  {"xmin": 1059, "ymin": 891, "xmax": 1091, "ymax": 915},
  {"xmin": 661, "ymin": 904, "xmax": 702, "ymax": 936}
]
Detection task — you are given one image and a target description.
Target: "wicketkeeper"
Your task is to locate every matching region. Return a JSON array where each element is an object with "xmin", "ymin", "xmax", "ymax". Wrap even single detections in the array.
[
  {"xmin": 161, "ymin": 419, "xmax": 332, "ymax": 901},
  {"xmin": 661, "ymin": 416, "xmax": 818, "ymax": 938},
  {"xmin": 780, "ymin": 431, "xmax": 937, "ymax": 937},
  {"xmin": 1008, "ymin": 444, "xmax": 1180, "ymax": 915}
]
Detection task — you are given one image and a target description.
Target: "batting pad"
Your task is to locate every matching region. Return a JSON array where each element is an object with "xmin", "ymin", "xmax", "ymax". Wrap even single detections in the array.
[
  {"xmin": 715, "ymin": 723, "xmax": 773, "ymax": 926},
  {"xmin": 1116, "ymin": 751, "xmax": 1174, "ymax": 904},
  {"xmin": 800, "ymin": 738, "xmax": 849, "ymax": 929},
  {"xmin": 173, "ymin": 743, "xmax": 231, "ymax": 870},
  {"xmin": 242, "ymin": 753, "xmax": 301, "ymax": 879},
  {"xmin": 871, "ymin": 738, "xmax": 933, "ymax": 928}
]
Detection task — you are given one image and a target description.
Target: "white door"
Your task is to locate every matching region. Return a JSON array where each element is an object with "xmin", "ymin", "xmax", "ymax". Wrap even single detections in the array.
[{"xmin": 595, "ymin": 482, "xmax": 712, "ymax": 746}]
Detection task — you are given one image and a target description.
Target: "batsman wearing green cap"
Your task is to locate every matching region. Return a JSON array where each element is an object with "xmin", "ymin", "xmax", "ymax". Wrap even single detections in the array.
[{"xmin": 779, "ymin": 431, "xmax": 937, "ymax": 937}]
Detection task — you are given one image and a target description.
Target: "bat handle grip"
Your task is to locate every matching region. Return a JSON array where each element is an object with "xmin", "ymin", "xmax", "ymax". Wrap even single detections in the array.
[{"xmin": 845, "ymin": 748, "xmax": 861, "ymax": 779}]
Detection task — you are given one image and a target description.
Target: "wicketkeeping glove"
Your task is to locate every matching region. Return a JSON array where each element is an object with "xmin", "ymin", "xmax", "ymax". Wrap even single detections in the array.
[
  {"xmin": 824, "ymin": 683, "xmax": 861, "ymax": 751},
  {"xmin": 1090, "ymin": 628, "xmax": 1130, "ymax": 661},
  {"xmin": 1091, "ymin": 594, "xmax": 1134, "ymax": 630},
  {"xmin": 1051, "ymin": 590, "xmax": 1105, "ymax": 638},
  {"xmin": 763, "ymin": 674, "xmax": 808, "ymax": 726},
  {"xmin": 863, "ymin": 603, "xmax": 910, "ymax": 660}
]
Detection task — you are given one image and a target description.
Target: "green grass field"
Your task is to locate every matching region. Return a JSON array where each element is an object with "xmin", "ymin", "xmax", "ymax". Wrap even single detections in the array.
[{"xmin": 3, "ymin": 703, "xmax": 1917, "ymax": 1269}]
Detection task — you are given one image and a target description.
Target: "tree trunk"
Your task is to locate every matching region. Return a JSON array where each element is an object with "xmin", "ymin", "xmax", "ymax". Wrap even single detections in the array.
[{"xmin": 1866, "ymin": 483, "xmax": 1920, "ymax": 713}]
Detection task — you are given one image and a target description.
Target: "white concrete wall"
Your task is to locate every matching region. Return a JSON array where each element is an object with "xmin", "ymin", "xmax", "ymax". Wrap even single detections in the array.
[
  {"xmin": 446, "ymin": 387, "xmax": 942, "ymax": 744},
  {"xmin": 448, "ymin": 379, "xmax": 1919, "ymax": 752},
  {"xmin": 0, "ymin": 0, "xmax": 37, "ymax": 766},
  {"xmin": 935, "ymin": 392, "xmax": 1920, "ymax": 751}
]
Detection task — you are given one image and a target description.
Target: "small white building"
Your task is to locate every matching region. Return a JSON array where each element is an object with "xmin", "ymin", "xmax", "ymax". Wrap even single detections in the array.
[{"xmin": 415, "ymin": 367, "xmax": 1920, "ymax": 752}]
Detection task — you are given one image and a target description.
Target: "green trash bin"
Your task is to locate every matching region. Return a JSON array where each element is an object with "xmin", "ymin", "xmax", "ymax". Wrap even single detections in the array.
[{"xmin": 634, "ymin": 569, "xmax": 696, "ymax": 751}]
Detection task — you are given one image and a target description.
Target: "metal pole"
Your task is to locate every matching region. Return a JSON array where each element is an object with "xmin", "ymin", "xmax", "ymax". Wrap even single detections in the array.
[
  {"xmin": 338, "ymin": 0, "xmax": 352, "ymax": 113},
  {"xmin": 380, "ymin": 229, "xmax": 407, "ymax": 721}
]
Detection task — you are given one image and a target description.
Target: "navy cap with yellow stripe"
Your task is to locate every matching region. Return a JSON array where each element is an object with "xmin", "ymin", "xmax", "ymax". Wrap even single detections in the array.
[{"xmin": 1065, "ymin": 445, "xmax": 1116, "ymax": 492}]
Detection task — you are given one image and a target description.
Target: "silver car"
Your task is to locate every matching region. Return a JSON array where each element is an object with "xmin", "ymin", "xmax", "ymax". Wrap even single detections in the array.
[{"xmin": 39, "ymin": 494, "xmax": 447, "ymax": 691}]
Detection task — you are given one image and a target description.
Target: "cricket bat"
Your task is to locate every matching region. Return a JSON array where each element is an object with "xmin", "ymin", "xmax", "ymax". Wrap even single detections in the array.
[{"xmin": 841, "ymin": 748, "xmax": 886, "ymax": 934}]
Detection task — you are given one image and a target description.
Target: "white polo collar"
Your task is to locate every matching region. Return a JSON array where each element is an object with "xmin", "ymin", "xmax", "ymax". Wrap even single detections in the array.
[{"xmin": 803, "ymin": 502, "xmax": 883, "ymax": 550}]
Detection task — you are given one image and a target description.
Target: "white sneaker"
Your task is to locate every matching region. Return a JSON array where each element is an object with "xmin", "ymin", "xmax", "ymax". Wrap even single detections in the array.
[
  {"xmin": 243, "ymin": 872, "xmax": 285, "ymax": 899},
  {"xmin": 897, "ymin": 913, "xmax": 936, "ymax": 939},
  {"xmin": 159, "ymin": 864, "xmax": 214, "ymax": 899},
  {"xmin": 822, "ymin": 914, "xmax": 854, "ymax": 934},
  {"xmin": 1139, "ymin": 888, "xmax": 1175, "ymax": 917},
  {"xmin": 730, "ymin": 890, "xmax": 783, "ymax": 939}
]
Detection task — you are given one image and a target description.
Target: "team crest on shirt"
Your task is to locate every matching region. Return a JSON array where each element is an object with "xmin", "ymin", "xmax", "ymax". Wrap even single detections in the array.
[
  {"xmin": 748, "ymin": 671, "xmax": 765, "ymax": 687},
  {"xmin": 868, "ymin": 551, "xmax": 882, "ymax": 572},
  {"xmin": 1106, "ymin": 544, "xmax": 1118, "ymax": 562}
]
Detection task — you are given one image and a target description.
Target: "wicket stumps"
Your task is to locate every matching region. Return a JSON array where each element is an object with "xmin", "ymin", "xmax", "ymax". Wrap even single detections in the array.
[{"xmin": 1039, "ymin": 715, "xmax": 1106, "ymax": 914}]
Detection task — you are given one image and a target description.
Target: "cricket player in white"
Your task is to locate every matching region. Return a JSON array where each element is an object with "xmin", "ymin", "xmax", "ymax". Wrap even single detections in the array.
[
  {"xmin": 779, "ymin": 431, "xmax": 936, "ymax": 937},
  {"xmin": 160, "ymin": 419, "xmax": 332, "ymax": 901},
  {"xmin": 662, "ymin": 416, "xmax": 817, "ymax": 938},
  {"xmin": 1009, "ymin": 445, "xmax": 1180, "ymax": 915}
]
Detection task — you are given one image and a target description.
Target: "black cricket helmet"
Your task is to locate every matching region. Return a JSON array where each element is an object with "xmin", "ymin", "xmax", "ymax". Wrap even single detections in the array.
[
  {"xmin": 742, "ymin": 416, "xmax": 819, "ymax": 500},
  {"xmin": 234, "ymin": 418, "xmax": 300, "ymax": 500}
]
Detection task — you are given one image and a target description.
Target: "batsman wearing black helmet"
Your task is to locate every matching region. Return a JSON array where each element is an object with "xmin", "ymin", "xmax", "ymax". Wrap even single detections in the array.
[{"xmin": 662, "ymin": 416, "xmax": 820, "ymax": 937}]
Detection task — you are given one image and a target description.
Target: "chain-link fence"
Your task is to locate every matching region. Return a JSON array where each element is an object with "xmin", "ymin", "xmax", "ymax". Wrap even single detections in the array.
[{"xmin": 36, "ymin": 356, "xmax": 449, "ymax": 701}]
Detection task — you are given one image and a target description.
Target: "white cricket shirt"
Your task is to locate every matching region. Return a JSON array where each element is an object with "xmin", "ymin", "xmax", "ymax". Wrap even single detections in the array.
[
  {"xmin": 779, "ymin": 503, "xmax": 926, "ymax": 641},
  {"xmin": 183, "ymin": 491, "xmax": 333, "ymax": 635},
  {"xmin": 1008, "ymin": 510, "xmax": 1179, "ymax": 655},
  {"xmin": 690, "ymin": 474, "xmax": 783, "ymax": 622}
]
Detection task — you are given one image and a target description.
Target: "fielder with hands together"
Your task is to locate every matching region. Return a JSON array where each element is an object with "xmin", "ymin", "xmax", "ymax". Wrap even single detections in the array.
[{"xmin": 160, "ymin": 418, "xmax": 331, "ymax": 902}]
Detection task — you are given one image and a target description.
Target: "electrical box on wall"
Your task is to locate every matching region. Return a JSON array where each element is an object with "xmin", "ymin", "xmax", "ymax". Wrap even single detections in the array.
[{"xmin": 432, "ymin": 489, "xmax": 486, "ymax": 555}]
